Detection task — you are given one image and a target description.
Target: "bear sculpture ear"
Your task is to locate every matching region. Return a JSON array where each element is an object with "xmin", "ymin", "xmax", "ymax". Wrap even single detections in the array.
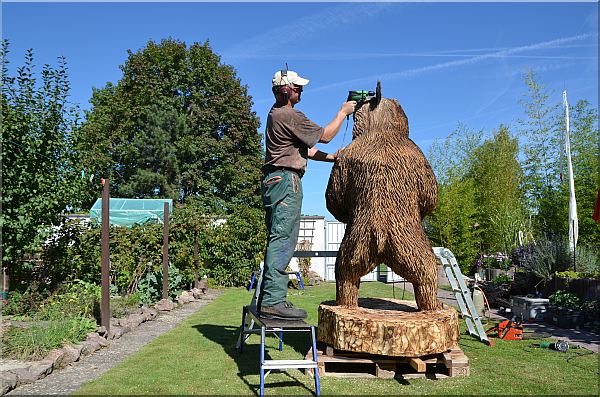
[{"xmin": 370, "ymin": 80, "xmax": 382, "ymax": 111}]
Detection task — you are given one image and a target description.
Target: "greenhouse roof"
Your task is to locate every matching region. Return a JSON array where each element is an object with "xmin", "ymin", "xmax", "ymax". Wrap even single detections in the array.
[{"xmin": 90, "ymin": 198, "xmax": 173, "ymax": 228}]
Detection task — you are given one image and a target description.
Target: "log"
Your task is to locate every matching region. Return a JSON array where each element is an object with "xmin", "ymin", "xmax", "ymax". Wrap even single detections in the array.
[{"xmin": 317, "ymin": 298, "xmax": 460, "ymax": 357}]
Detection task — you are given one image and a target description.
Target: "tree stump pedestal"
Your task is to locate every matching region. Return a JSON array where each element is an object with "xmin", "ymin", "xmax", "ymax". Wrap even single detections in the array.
[
  {"xmin": 312, "ymin": 298, "xmax": 466, "ymax": 378},
  {"xmin": 317, "ymin": 298, "xmax": 460, "ymax": 357}
]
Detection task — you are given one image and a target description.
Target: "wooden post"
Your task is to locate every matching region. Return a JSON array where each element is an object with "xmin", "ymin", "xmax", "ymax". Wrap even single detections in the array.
[
  {"xmin": 101, "ymin": 179, "xmax": 110, "ymax": 333},
  {"xmin": 194, "ymin": 237, "xmax": 199, "ymax": 289},
  {"xmin": 162, "ymin": 202, "xmax": 169, "ymax": 299}
]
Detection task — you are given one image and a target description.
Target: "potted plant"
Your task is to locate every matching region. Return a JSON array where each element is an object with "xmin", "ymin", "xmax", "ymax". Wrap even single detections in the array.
[{"xmin": 548, "ymin": 289, "xmax": 584, "ymax": 329}]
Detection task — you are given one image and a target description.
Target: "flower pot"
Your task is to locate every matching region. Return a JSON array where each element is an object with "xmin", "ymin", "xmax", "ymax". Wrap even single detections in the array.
[{"xmin": 548, "ymin": 307, "xmax": 585, "ymax": 329}]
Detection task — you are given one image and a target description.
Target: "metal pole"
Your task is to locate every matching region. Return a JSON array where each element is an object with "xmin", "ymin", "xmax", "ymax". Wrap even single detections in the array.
[
  {"xmin": 101, "ymin": 179, "xmax": 110, "ymax": 333},
  {"xmin": 162, "ymin": 202, "xmax": 169, "ymax": 300},
  {"xmin": 194, "ymin": 237, "xmax": 199, "ymax": 289}
]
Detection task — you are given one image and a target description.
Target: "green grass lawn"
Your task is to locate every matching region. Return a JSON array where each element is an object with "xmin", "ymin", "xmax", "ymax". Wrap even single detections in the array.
[{"xmin": 75, "ymin": 282, "xmax": 599, "ymax": 395}]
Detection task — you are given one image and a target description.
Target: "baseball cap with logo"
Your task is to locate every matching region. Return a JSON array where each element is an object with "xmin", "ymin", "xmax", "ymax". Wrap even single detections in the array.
[{"xmin": 272, "ymin": 70, "xmax": 310, "ymax": 87}]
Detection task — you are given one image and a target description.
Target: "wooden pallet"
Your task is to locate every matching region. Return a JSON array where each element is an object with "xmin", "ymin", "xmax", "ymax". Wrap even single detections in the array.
[{"xmin": 305, "ymin": 344, "xmax": 469, "ymax": 379}]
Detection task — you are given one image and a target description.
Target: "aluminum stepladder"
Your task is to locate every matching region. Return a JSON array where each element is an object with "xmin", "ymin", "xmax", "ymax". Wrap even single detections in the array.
[
  {"xmin": 236, "ymin": 264, "xmax": 320, "ymax": 396},
  {"xmin": 433, "ymin": 247, "xmax": 491, "ymax": 345}
]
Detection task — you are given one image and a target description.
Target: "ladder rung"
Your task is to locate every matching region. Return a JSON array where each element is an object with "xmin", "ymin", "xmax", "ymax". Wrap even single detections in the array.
[{"xmin": 262, "ymin": 359, "xmax": 318, "ymax": 369}]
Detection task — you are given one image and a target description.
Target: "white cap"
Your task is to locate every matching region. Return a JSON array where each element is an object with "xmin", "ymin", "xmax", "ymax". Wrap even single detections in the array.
[{"xmin": 272, "ymin": 70, "xmax": 309, "ymax": 87}]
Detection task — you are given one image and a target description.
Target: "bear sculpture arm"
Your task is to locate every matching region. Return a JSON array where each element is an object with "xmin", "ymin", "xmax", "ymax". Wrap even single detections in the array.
[
  {"xmin": 326, "ymin": 157, "xmax": 352, "ymax": 224},
  {"xmin": 418, "ymin": 158, "xmax": 438, "ymax": 219}
]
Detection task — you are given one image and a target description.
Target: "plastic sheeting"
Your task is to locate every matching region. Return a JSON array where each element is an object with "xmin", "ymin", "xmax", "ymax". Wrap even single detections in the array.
[{"xmin": 90, "ymin": 198, "xmax": 173, "ymax": 228}]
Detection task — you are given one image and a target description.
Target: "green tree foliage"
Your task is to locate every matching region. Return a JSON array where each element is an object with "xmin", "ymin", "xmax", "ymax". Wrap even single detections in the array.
[
  {"xmin": 427, "ymin": 124, "xmax": 482, "ymax": 272},
  {"xmin": 558, "ymin": 99, "xmax": 599, "ymax": 247},
  {"xmin": 470, "ymin": 126, "xmax": 526, "ymax": 254},
  {"xmin": 518, "ymin": 71, "xmax": 599, "ymax": 247},
  {"xmin": 1, "ymin": 43, "xmax": 88, "ymax": 288},
  {"xmin": 518, "ymin": 70, "xmax": 563, "ymax": 236},
  {"xmin": 43, "ymin": 205, "xmax": 266, "ymax": 291},
  {"xmin": 77, "ymin": 38, "xmax": 263, "ymax": 211}
]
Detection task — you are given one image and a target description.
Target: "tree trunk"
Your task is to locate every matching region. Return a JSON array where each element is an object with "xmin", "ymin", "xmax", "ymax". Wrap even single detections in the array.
[{"xmin": 318, "ymin": 298, "xmax": 460, "ymax": 357}]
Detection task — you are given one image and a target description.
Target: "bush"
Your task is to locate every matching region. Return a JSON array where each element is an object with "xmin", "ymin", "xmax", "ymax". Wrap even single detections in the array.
[
  {"xmin": 492, "ymin": 274, "xmax": 512, "ymax": 284},
  {"xmin": 137, "ymin": 266, "xmax": 183, "ymax": 305},
  {"xmin": 110, "ymin": 293, "xmax": 141, "ymax": 318},
  {"xmin": 43, "ymin": 205, "xmax": 266, "ymax": 291},
  {"xmin": 549, "ymin": 289, "xmax": 582, "ymax": 310},
  {"xmin": 1, "ymin": 282, "xmax": 49, "ymax": 318},
  {"xmin": 1, "ymin": 317, "xmax": 97, "ymax": 360},
  {"xmin": 519, "ymin": 239, "xmax": 571, "ymax": 282},
  {"xmin": 572, "ymin": 244, "xmax": 600, "ymax": 278},
  {"xmin": 37, "ymin": 280, "xmax": 100, "ymax": 320}
]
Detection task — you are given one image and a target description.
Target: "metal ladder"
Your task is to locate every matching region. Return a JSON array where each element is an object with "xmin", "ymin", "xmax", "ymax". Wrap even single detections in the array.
[
  {"xmin": 433, "ymin": 247, "xmax": 491, "ymax": 345},
  {"xmin": 236, "ymin": 264, "xmax": 320, "ymax": 396}
]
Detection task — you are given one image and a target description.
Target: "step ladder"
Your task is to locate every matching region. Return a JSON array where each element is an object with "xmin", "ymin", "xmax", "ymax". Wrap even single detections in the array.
[
  {"xmin": 433, "ymin": 247, "xmax": 491, "ymax": 345},
  {"xmin": 236, "ymin": 264, "xmax": 320, "ymax": 396}
]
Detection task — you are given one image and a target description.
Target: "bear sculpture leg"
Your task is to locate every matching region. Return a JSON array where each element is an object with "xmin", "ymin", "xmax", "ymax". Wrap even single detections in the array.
[
  {"xmin": 387, "ymin": 245, "xmax": 442, "ymax": 311},
  {"xmin": 335, "ymin": 236, "xmax": 377, "ymax": 307}
]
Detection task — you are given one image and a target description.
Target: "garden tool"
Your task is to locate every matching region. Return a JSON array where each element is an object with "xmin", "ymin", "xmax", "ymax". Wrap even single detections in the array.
[
  {"xmin": 485, "ymin": 319, "xmax": 523, "ymax": 340},
  {"xmin": 533, "ymin": 340, "xmax": 570, "ymax": 352}
]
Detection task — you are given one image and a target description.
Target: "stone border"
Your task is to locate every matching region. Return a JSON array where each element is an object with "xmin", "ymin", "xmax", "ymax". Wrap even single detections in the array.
[{"xmin": 0, "ymin": 288, "xmax": 208, "ymax": 395}]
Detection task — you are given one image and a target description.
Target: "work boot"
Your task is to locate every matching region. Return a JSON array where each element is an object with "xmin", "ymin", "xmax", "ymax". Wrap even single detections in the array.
[{"xmin": 258, "ymin": 301, "xmax": 307, "ymax": 320}]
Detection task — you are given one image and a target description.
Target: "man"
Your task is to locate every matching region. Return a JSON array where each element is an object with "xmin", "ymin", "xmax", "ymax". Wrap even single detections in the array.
[{"xmin": 258, "ymin": 69, "xmax": 356, "ymax": 320}]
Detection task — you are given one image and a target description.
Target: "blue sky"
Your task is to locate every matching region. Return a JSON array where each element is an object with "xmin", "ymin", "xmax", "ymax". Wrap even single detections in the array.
[{"xmin": 3, "ymin": 1, "xmax": 598, "ymax": 218}]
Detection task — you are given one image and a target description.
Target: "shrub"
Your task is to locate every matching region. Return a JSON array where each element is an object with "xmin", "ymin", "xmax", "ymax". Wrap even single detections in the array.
[
  {"xmin": 1, "ymin": 282, "xmax": 49, "ymax": 318},
  {"xmin": 572, "ymin": 245, "xmax": 600, "ymax": 278},
  {"xmin": 37, "ymin": 280, "xmax": 100, "ymax": 320},
  {"xmin": 549, "ymin": 289, "xmax": 582, "ymax": 310},
  {"xmin": 519, "ymin": 239, "xmax": 571, "ymax": 282},
  {"xmin": 492, "ymin": 274, "xmax": 512, "ymax": 284},
  {"xmin": 110, "ymin": 293, "xmax": 141, "ymax": 318},
  {"xmin": 137, "ymin": 266, "xmax": 183, "ymax": 305}
]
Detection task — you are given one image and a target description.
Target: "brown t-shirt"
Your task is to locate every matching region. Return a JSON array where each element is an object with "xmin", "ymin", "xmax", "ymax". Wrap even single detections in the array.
[{"xmin": 264, "ymin": 105, "xmax": 324, "ymax": 174}]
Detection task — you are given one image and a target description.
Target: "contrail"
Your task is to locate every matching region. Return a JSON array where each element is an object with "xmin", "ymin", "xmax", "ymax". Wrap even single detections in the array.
[
  {"xmin": 221, "ymin": 3, "xmax": 395, "ymax": 60},
  {"xmin": 307, "ymin": 32, "xmax": 598, "ymax": 94}
]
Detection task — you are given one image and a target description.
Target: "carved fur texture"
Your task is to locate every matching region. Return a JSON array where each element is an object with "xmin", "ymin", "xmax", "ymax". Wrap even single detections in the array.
[{"xmin": 326, "ymin": 97, "xmax": 442, "ymax": 311}]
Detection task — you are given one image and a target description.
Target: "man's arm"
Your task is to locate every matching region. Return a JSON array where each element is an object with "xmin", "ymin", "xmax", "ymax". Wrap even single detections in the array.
[
  {"xmin": 308, "ymin": 146, "xmax": 336, "ymax": 162},
  {"xmin": 319, "ymin": 101, "xmax": 356, "ymax": 143}
]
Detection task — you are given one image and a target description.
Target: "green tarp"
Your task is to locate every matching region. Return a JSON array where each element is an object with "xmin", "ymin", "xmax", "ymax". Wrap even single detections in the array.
[{"xmin": 90, "ymin": 198, "xmax": 173, "ymax": 228}]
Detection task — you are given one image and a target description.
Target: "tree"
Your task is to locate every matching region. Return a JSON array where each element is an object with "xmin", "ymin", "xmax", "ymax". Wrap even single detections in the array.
[
  {"xmin": 427, "ymin": 124, "xmax": 482, "ymax": 272},
  {"xmin": 76, "ymin": 38, "xmax": 263, "ymax": 212},
  {"xmin": 558, "ymin": 99, "xmax": 600, "ymax": 247},
  {"xmin": 518, "ymin": 70, "xmax": 563, "ymax": 237},
  {"xmin": 1, "ymin": 43, "xmax": 88, "ymax": 291},
  {"xmin": 469, "ymin": 125, "xmax": 526, "ymax": 254}
]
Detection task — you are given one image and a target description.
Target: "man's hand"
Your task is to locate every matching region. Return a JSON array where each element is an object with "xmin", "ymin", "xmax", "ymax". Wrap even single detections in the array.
[{"xmin": 341, "ymin": 101, "xmax": 357, "ymax": 117}]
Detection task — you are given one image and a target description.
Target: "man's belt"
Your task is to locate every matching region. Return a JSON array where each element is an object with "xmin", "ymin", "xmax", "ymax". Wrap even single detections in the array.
[{"xmin": 263, "ymin": 164, "xmax": 304, "ymax": 177}]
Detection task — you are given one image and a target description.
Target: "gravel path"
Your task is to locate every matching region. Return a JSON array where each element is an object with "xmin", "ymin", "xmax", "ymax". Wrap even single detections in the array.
[{"xmin": 6, "ymin": 290, "xmax": 222, "ymax": 396}]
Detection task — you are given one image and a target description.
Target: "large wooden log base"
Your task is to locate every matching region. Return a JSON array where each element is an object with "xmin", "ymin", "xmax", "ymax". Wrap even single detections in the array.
[
  {"xmin": 317, "ymin": 298, "xmax": 460, "ymax": 357},
  {"xmin": 305, "ymin": 344, "xmax": 469, "ymax": 379}
]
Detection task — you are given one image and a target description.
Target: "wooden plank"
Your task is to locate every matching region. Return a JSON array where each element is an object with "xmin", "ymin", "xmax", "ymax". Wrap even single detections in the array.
[
  {"xmin": 307, "ymin": 346, "xmax": 470, "ymax": 379},
  {"xmin": 408, "ymin": 357, "xmax": 426, "ymax": 373}
]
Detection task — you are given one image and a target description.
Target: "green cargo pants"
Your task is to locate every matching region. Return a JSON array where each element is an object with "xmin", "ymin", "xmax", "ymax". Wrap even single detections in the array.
[{"xmin": 258, "ymin": 168, "xmax": 303, "ymax": 308}]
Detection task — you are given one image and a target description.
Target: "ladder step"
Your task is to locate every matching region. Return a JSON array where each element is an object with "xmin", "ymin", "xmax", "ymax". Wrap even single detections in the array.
[{"xmin": 262, "ymin": 359, "xmax": 318, "ymax": 369}]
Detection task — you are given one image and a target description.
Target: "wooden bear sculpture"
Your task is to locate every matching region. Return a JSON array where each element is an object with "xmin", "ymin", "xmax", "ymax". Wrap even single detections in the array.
[{"xmin": 326, "ymin": 91, "xmax": 442, "ymax": 311}]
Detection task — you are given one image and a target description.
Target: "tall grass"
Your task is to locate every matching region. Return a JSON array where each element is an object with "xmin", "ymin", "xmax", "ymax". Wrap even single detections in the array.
[{"xmin": 2, "ymin": 317, "xmax": 97, "ymax": 360}]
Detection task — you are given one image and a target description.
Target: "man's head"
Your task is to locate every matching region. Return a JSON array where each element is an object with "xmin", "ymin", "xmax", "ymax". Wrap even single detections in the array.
[{"xmin": 272, "ymin": 69, "xmax": 309, "ymax": 106}]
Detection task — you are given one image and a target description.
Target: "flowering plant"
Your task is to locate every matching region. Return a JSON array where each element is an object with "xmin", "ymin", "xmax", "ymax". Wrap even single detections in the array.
[{"xmin": 475, "ymin": 252, "xmax": 511, "ymax": 270}]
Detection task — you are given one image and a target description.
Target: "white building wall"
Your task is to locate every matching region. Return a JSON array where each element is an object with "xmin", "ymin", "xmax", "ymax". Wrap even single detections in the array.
[{"xmin": 292, "ymin": 217, "xmax": 403, "ymax": 282}]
